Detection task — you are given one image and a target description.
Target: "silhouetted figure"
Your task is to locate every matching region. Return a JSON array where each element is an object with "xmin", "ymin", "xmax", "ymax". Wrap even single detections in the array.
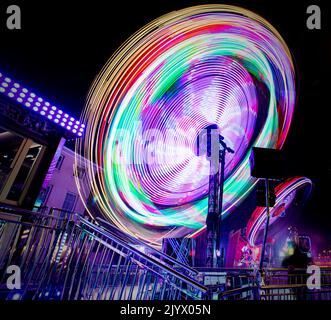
[{"xmin": 282, "ymin": 245, "xmax": 313, "ymax": 300}]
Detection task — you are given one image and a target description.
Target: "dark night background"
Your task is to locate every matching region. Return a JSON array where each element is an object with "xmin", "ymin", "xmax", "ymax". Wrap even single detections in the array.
[{"xmin": 0, "ymin": 0, "xmax": 330, "ymax": 248}]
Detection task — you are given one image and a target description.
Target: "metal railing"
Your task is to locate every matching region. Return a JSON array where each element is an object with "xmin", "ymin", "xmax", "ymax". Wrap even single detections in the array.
[
  {"xmin": 217, "ymin": 268, "xmax": 331, "ymax": 300},
  {"xmin": 166, "ymin": 238, "xmax": 191, "ymax": 265},
  {"xmin": 0, "ymin": 208, "xmax": 207, "ymax": 300},
  {"xmin": 96, "ymin": 218, "xmax": 198, "ymax": 279},
  {"xmin": 196, "ymin": 267, "xmax": 258, "ymax": 300},
  {"xmin": 259, "ymin": 268, "xmax": 331, "ymax": 300},
  {"xmin": 1, "ymin": 207, "xmax": 331, "ymax": 301}
]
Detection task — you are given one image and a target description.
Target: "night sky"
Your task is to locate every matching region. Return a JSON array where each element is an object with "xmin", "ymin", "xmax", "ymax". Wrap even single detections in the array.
[{"xmin": 0, "ymin": 0, "xmax": 330, "ymax": 246}]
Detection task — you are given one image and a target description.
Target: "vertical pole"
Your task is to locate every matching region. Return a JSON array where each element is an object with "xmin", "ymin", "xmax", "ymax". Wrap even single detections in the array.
[
  {"xmin": 259, "ymin": 178, "xmax": 270, "ymax": 271},
  {"xmin": 203, "ymin": 126, "xmax": 233, "ymax": 269},
  {"xmin": 217, "ymin": 147, "xmax": 225, "ymax": 268},
  {"xmin": 205, "ymin": 127, "xmax": 219, "ymax": 268},
  {"xmin": 206, "ymin": 160, "xmax": 219, "ymax": 268}
]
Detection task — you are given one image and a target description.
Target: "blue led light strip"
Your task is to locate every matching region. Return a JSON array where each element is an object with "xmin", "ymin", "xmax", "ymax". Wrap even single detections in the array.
[{"xmin": 0, "ymin": 71, "xmax": 85, "ymax": 137}]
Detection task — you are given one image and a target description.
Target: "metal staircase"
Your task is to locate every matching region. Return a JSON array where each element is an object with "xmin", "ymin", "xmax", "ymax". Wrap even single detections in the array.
[{"xmin": 0, "ymin": 207, "xmax": 207, "ymax": 300}]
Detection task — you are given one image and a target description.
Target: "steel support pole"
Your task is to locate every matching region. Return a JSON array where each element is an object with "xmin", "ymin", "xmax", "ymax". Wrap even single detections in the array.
[
  {"xmin": 259, "ymin": 178, "xmax": 270, "ymax": 271},
  {"xmin": 216, "ymin": 148, "xmax": 225, "ymax": 268}
]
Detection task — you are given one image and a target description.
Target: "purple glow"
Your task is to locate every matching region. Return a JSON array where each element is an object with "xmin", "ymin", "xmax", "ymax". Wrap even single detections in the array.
[{"xmin": 0, "ymin": 71, "xmax": 85, "ymax": 137}]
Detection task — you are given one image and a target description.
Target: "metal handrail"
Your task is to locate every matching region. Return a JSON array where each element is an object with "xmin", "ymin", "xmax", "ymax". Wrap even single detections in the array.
[
  {"xmin": 0, "ymin": 208, "xmax": 208, "ymax": 300},
  {"xmin": 80, "ymin": 217, "xmax": 207, "ymax": 293},
  {"xmin": 0, "ymin": 217, "xmax": 63, "ymax": 230},
  {"xmin": 96, "ymin": 217, "xmax": 199, "ymax": 276}
]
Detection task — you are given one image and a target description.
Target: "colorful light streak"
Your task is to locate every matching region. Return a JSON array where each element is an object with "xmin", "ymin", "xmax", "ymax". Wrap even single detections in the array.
[
  {"xmin": 0, "ymin": 71, "xmax": 85, "ymax": 137},
  {"xmin": 76, "ymin": 5, "xmax": 296, "ymax": 245},
  {"xmin": 246, "ymin": 177, "xmax": 312, "ymax": 247}
]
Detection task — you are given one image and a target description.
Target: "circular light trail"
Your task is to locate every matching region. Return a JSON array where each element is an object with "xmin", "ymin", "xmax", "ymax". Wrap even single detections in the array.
[
  {"xmin": 246, "ymin": 177, "xmax": 312, "ymax": 247},
  {"xmin": 76, "ymin": 5, "xmax": 296, "ymax": 245}
]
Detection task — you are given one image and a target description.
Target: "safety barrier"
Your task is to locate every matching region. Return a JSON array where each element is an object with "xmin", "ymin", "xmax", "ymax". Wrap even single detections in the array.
[
  {"xmin": 260, "ymin": 268, "xmax": 331, "ymax": 300},
  {"xmin": 1, "ymin": 207, "xmax": 330, "ymax": 300},
  {"xmin": 0, "ymin": 208, "xmax": 207, "ymax": 300}
]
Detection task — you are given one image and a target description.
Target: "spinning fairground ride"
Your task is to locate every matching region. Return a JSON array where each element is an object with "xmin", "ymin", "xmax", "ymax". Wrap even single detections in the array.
[
  {"xmin": 241, "ymin": 177, "xmax": 312, "ymax": 268},
  {"xmin": 75, "ymin": 5, "xmax": 307, "ymax": 266}
]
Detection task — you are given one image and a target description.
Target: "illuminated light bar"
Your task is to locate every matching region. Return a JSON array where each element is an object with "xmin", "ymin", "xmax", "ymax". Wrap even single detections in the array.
[{"xmin": 0, "ymin": 71, "xmax": 85, "ymax": 137}]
